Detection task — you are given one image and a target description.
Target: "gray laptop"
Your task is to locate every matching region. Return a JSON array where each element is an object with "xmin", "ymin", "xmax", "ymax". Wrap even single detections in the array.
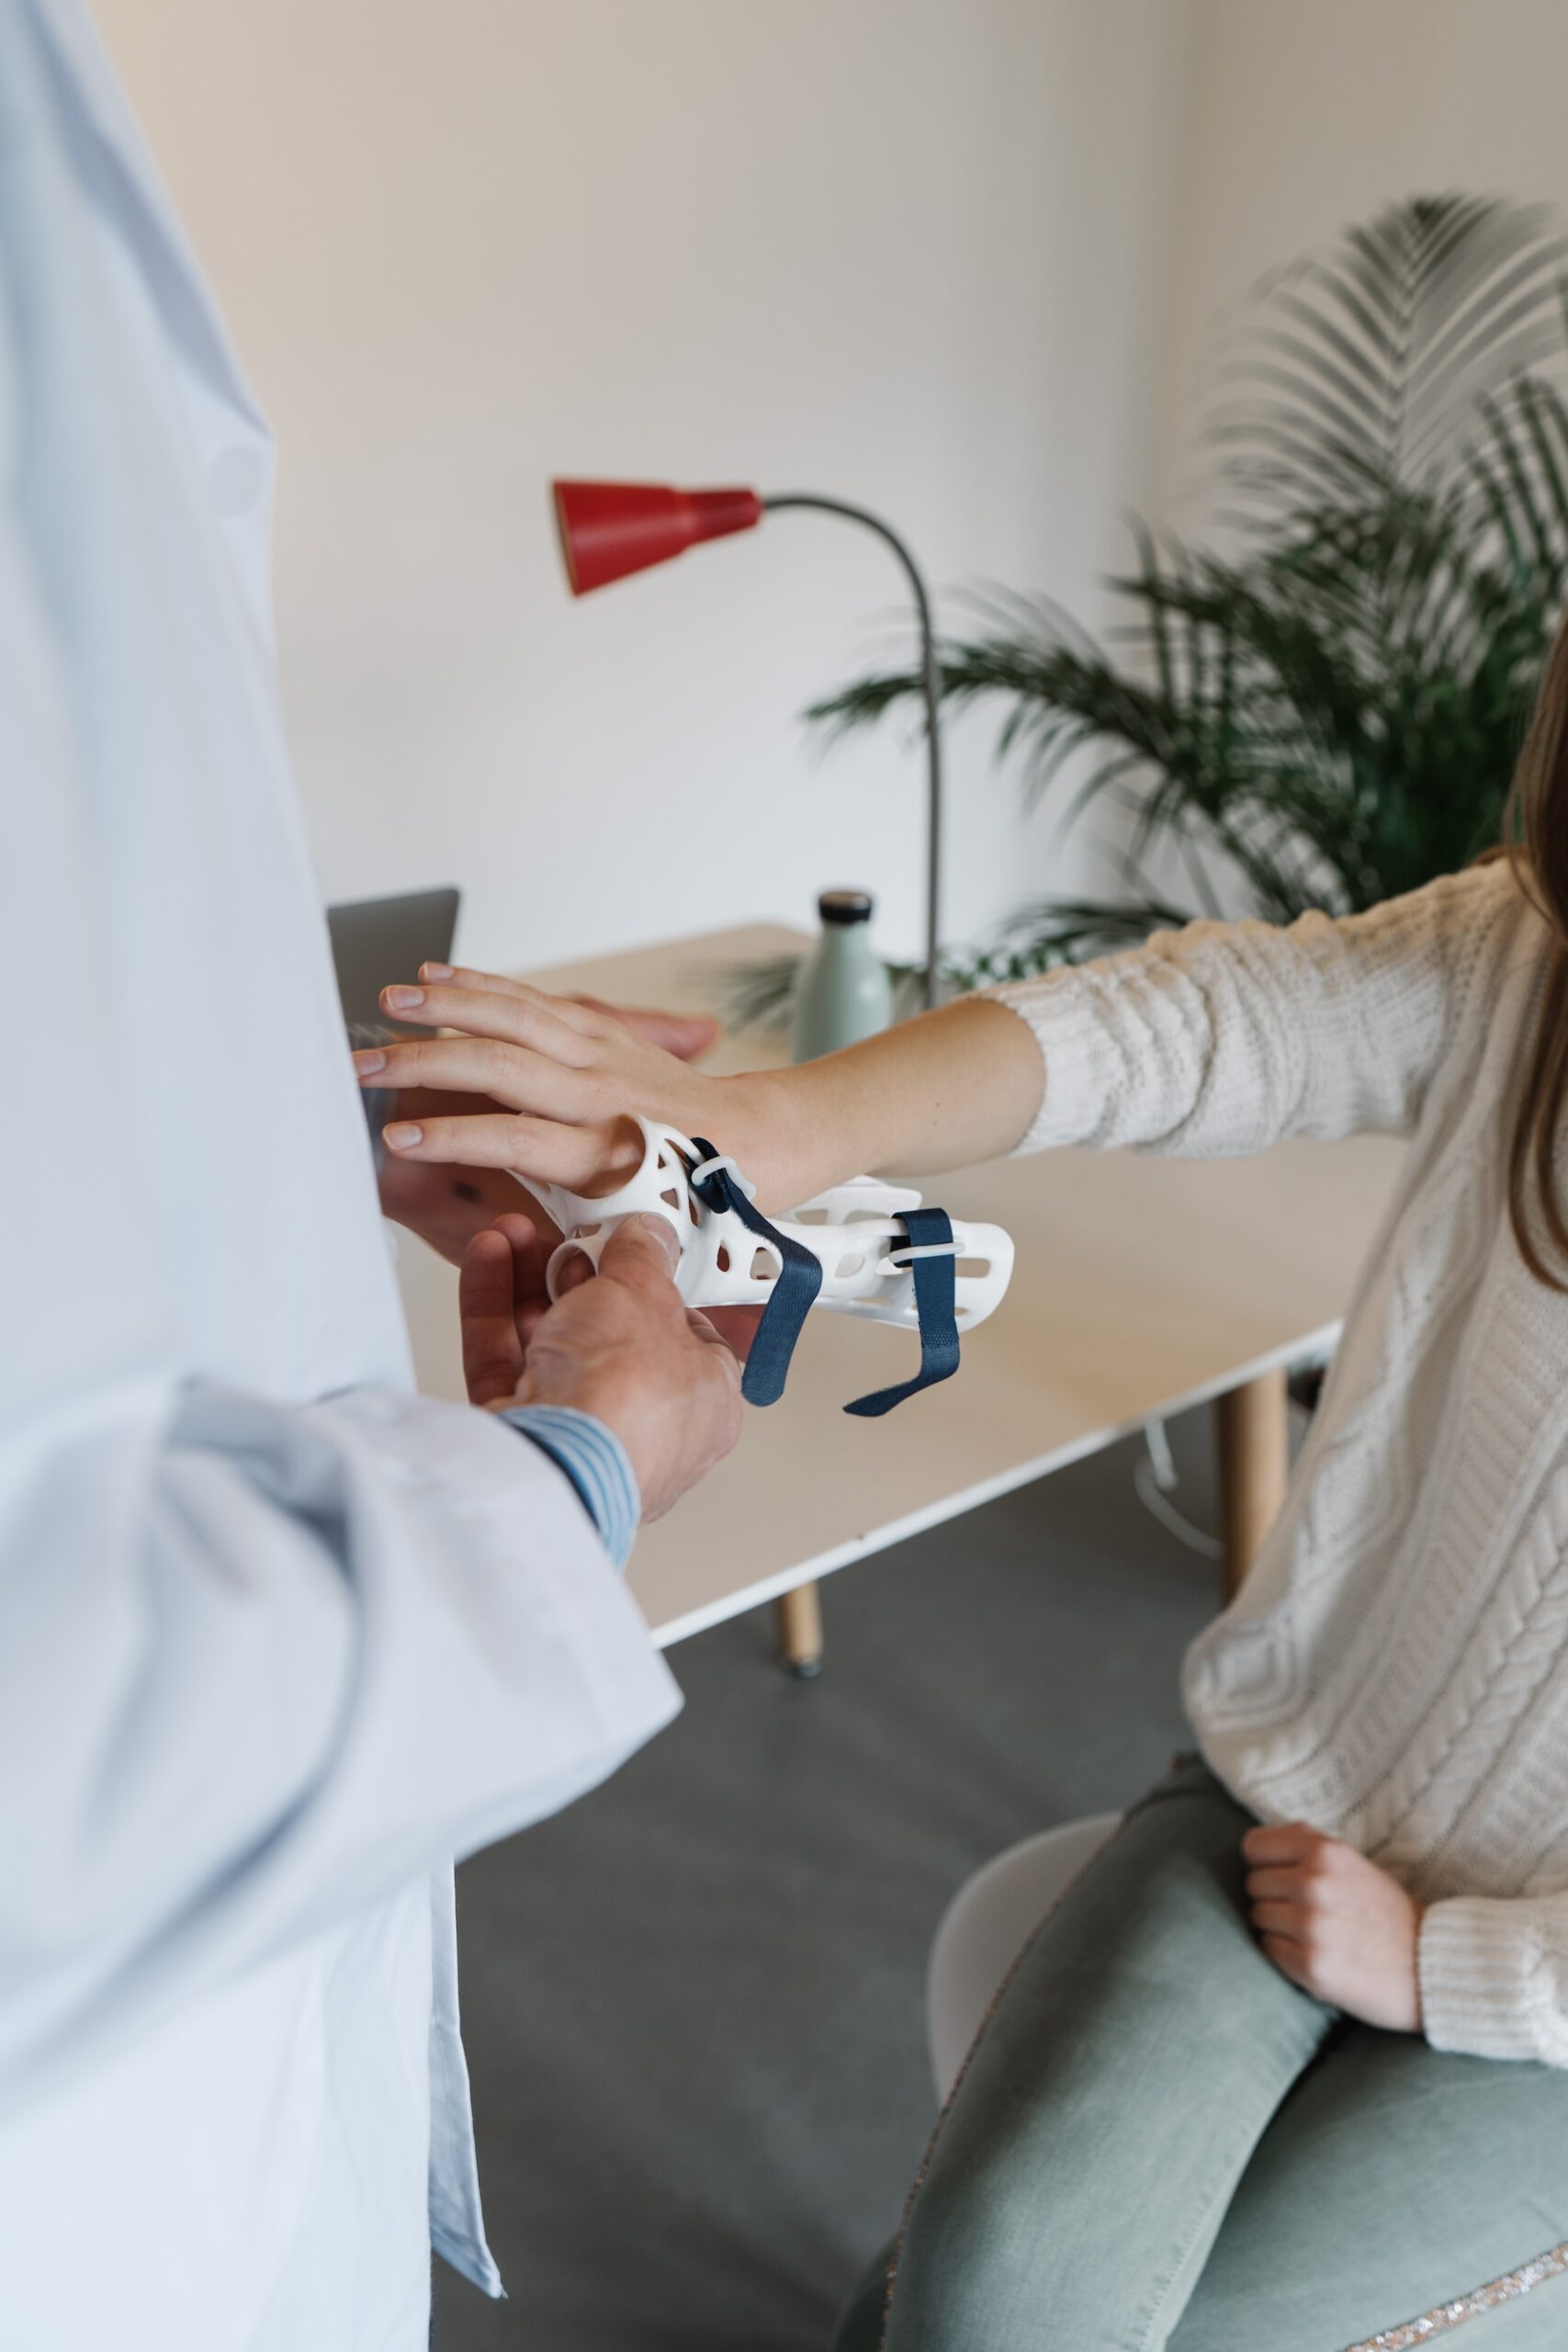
[{"xmin": 327, "ymin": 886, "xmax": 460, "ymax": 1038}]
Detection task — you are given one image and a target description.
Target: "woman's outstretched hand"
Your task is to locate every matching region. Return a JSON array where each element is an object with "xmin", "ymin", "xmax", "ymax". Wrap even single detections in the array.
[
  {"xmin": 357, "ymin": 956, "xmax": 1046, "ymax": 1219},
  {"xmin": 355, "ymin": 964, "xmax": 811, "ymax": 1208},
  {"xmin": 366, "ymin": 981, "xmax": 751, "ymax": 1261},
  {"xmin": 1243, "ymin": 1822, "xmax": 1423, "ymax": 2032}
]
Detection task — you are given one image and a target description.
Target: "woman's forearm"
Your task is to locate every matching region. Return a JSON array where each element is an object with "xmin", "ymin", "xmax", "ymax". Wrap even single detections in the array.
[
  {"xmin": 362, "ymin": 872, "xmax": 1503, "ymax": 1212},
  {"xmin": 720, "ymin": 997, "xmax": 1045, "ymax": 1210},
  {"xmin": 357, "ymin": 976, "xmax": 1047, "ymax": 1212}
]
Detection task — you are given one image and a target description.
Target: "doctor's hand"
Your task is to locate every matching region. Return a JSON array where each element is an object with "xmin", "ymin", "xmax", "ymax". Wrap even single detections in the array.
[
  {"xmin": 461, "ymin": 1211, "xmax": 742, "ymax": 1522},
  {"xmin": 378, "ymin": 1084, "xmax": 548, "ymax": 1265}
]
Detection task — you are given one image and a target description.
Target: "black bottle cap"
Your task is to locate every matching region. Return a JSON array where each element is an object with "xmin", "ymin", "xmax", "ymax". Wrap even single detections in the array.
[{"xmin": 818, "ymin": 888, "xmax": 874, "ymax": 926}]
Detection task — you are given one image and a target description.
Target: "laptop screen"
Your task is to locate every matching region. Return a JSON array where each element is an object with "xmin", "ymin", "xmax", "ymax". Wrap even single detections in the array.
[{"xmin": 326, "ymin": 887, "xmax": 460, "ymax": 1038}]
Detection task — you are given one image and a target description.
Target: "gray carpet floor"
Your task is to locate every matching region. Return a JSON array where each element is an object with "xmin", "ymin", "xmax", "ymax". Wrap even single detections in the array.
[{"xmin": 433, "ymin": 1409, "xmax": 1224, "ymax": 2350}]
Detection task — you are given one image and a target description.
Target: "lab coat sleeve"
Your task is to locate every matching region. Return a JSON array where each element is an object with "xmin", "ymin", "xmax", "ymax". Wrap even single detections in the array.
[
  {"xmin": 0, "ymin": 358, "xmax": 681, "ymax": 2104},
  {"xmin": 1, "ymin": 1378, "xmax": 681, "ymax": 2101}
]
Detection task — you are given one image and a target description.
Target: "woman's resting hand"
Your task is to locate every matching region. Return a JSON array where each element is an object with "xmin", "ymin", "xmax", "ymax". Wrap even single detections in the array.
[{"xmin": 1243, "ymin": 1821, "xmax": 1423, "ymax": 2032}]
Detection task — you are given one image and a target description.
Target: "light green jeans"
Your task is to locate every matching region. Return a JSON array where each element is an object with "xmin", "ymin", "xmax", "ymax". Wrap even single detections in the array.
[{"xmin": 834, "ymin": 1759, "xmax": 1568, "ymax": 2352}]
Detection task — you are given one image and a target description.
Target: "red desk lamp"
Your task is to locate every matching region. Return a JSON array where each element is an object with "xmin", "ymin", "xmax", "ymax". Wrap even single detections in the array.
[{"xmin": 552, "ymin": 479, "xmax": 944, "ymax": 1011}]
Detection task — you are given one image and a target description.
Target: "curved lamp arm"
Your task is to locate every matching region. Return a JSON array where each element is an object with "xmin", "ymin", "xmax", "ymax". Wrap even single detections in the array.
[
  {"xmin": 763, "ymin": 495, "xmax": 942, "ymax": 1011},
  {"xmin": 551, "ymin": 477, "xmax": 944, "ymax": 1009}
]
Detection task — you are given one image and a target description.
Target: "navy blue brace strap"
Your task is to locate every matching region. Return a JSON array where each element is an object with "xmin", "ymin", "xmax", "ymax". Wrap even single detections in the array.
[
  {"xmin": 687, "ymin": 1136, "xmax": 822, "ymax": 1407},
  {"xmin": 843, "ymin": 1205, "xmax": 962, "ymax": 1418}
]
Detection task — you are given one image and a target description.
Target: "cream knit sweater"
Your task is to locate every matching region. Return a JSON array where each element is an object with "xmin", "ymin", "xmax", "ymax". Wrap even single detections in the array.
[{"xmin": 994, "ymin": 857, "xmax": 1568, "ymax": 2066}]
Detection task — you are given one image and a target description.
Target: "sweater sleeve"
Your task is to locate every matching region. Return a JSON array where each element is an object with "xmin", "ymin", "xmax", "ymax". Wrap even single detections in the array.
[
  {"xmin": 988, "ymin": 862, "xmax": 1517, "ymax": 1158},
  {"xmin": 1420, "ymin": 1891, "xmax": 1568, "ymax": 2066}
]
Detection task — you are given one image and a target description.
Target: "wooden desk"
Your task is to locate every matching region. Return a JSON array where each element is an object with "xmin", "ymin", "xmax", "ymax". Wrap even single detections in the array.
[{"xmin": 395, "ymin": 922, "xmax": 1404, "ymax": 1648}]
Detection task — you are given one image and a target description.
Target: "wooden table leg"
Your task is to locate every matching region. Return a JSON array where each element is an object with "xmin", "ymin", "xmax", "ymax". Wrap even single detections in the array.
[
  {"xmin": 1214, "ymin": 1368, "xmax": 1290, "ymax": 1601},
  {"xmin": 773, "ymin": 1580, "xmax": 824, "ymax": 1679}
]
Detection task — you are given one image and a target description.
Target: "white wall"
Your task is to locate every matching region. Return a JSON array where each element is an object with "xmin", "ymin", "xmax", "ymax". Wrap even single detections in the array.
[
  {"xmin": 95, "ymin": 0, "xmax": 1195, "ymax": 975},
  {"xmin": 1157, "ymin": 0, "xmax": 1568, "ymax": 525}
]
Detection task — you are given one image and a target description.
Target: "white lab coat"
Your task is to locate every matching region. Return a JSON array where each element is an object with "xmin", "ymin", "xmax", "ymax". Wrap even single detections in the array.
[{"xmin": 0, "ymin": 5, "xmax": 682, "ymax": 2345}]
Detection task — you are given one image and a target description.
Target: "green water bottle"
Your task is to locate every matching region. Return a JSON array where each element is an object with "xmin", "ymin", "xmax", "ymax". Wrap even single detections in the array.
[{"xmin": 791, "ymin": 888, "xmax": 895, "ymax": 1063}]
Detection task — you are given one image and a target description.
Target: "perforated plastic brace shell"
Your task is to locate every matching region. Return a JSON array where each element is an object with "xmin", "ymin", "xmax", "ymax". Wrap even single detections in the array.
[{"xmin": 521, "ymin": 1116, "xmax": 1013, "ymax": 1334}]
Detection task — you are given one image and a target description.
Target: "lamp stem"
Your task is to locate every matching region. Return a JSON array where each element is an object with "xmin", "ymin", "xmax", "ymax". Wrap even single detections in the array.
[{"xmin": 762, "ymin": 495, "xmax": 942, "ymax": 1012}]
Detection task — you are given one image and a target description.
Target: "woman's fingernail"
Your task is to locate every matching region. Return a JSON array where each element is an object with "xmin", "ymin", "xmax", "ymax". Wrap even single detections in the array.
[
  {"xmin": 382, "ymin": 986, "xmax": 424, "ymax": 1012},
  {"xmin": 421, "ymin": 962, "xmax": 454, "ymax": 981},
  {"xmin": 353, "ymin": 1049, "xmax": 386, "ymax": 1077},
  {"xmin": 383, "ymin": 1123, "xmax": 423, "ymax": 1151}
]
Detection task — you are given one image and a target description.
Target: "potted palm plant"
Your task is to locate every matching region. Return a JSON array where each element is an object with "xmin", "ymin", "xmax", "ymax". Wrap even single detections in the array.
[{"xmin": 797, "ymin": 194, "xmax": 1568, "ymax": 996}]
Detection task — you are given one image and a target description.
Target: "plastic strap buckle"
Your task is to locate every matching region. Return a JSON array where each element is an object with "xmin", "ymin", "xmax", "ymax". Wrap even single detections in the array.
[
  {"xmin": 882, "ymin": 1238, "xmax": 962, "ymax": 1271},
  {"xmin": 843, "ymin": 1205, "xmax": 962, "ymax": 1418},
  {"xmin": 687, "ymin": 1135, "xmax": 822, "ymax": 1408},
  {"xmin": 688, "ymin": 1151, "xmax": 756, "ymax": 1200}
]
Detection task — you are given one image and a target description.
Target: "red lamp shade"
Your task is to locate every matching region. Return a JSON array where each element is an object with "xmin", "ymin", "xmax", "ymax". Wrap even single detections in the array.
[{"xmin": 552, "ymin": 479, "xmax": 763, "ymax": 594}]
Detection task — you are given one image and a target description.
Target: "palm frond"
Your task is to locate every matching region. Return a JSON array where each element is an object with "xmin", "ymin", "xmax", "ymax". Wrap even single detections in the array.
[
  {"xmin": 758, "ymin": 192, "xmax": 1568, "ymax": 1018},
  {"xmin": 1215, "ymin": 195, "xmax": 1568, "ymax": 511}
]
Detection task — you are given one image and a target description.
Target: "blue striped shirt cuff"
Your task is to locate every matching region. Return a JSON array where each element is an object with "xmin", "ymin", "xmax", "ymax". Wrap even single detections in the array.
[{"xmin": 501, "ymin": 1406, "xmax": 641, "ymax": 1570}]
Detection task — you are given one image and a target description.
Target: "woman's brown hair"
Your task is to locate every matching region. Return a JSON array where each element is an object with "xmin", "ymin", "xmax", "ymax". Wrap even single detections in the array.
[{"xmin": 1503, "ymin": 609, "xmax": 1568, "ymax": 1288}]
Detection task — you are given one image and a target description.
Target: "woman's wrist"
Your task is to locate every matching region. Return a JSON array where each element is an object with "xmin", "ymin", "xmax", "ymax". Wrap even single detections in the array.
[
  {"xmin": 686, "ymin": 994, "xmax": 1047, "ymax": 1214},
  {"xmin": 573, "ymin": 1068, "xmax": 810, "ymax": 1207},
  {"xmin": 705, "ymin": 1069, "xmax": 834, "ymax": 1211}
]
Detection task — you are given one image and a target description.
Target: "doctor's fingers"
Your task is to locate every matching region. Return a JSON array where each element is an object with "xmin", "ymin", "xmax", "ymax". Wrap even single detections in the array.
[
  {"xmin": 355, "ymin": 1033, "xmax": 604, "ymax": 1116},
  {"xmin": 457, "ymin": 1227, "xmax": 528, "ymax": 1406},
  {"xmin": 592, "ymin": 1214, "xmax": 686, "ymax": 1301},
  {"xmin": 379, "ymin": 979, "xmax": 600, "ymax": 1059},
  {"xmin": 380, "ymin": 1108, "xmax": 641, "ymax": 1193},
  {"xmin": 693, "ymin": 1304, "xmax": 761, "ymax": 1363}
]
